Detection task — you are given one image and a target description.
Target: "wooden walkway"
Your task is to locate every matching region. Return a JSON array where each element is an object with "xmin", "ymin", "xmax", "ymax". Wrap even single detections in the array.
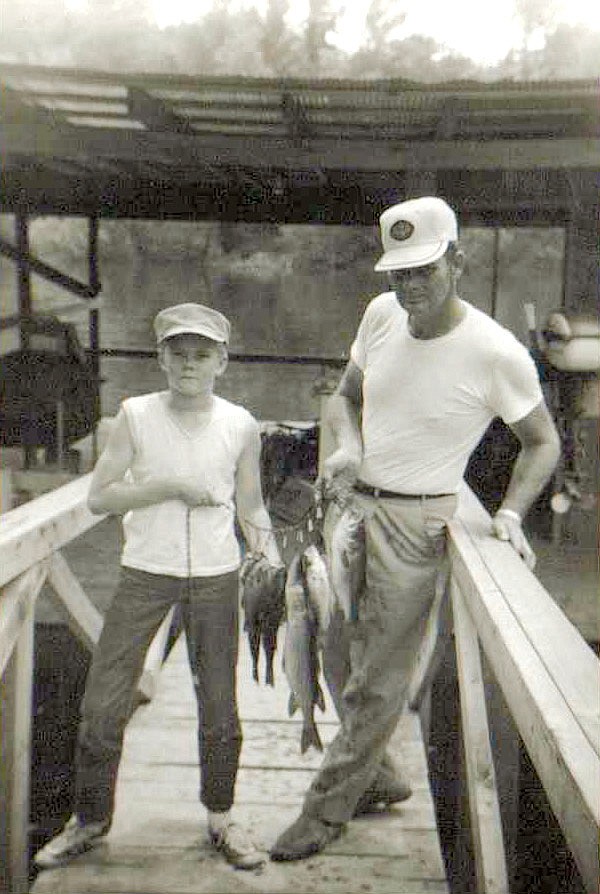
[{"xmin": 32, "ymin": 632, "xmax": 448, "ymax": 894}]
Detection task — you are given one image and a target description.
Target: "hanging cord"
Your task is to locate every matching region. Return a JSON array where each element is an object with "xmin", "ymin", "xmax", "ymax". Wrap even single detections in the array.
[
  {"xmin": 240, "ymin": 479, "xmax": 327, "ymax": 554},
  {"xmin": 184, "ymin": 506, "xmax": 200, "ymax": 688}
]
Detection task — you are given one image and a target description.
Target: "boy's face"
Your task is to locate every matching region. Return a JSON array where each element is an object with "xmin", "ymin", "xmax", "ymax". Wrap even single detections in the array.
[{"xmin": 159, "ymin": 333, "xmax": 227, "ymax": 396}]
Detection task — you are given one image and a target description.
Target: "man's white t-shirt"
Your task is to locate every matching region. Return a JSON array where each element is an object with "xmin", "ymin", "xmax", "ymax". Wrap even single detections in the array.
[
  {"xmin": 120, "ymin": 392, "xmax": 256, "ymax": 577},
  {"xmin": 350, "ymin": 293, "xmax": 543, "ymax": 495}
]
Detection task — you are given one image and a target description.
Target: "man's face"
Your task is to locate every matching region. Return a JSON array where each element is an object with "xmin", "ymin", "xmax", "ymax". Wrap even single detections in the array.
[
  {"xmin": 387, "ymin": 254, "xmax": 456, "ymax": 327},
  {"xmin": 159, "ymin": 333, "xmax": 226, "ymax": 396}
]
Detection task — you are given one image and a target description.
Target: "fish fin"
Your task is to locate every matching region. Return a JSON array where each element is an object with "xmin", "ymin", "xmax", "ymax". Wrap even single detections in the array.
[
  {"xmin": 300, "ymin": 722, "xmax": 323, "ymax": 754},
  {"xmin": 264, "ymin": 654, "xmax": 275, "ymax": 686},
  {"xmin": 288, "ymin": 692, "xmax": 298, "ymax": 716},
  {"xmin": 248, "ymin": 630, "xmax": 260, "ymax": 682},
  {"xmin": 316, "ymin": 683, "xmax": 326, "ymax": 713}
]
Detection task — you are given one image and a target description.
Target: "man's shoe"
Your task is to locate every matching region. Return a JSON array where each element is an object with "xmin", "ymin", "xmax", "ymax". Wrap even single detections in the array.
[
  {"xmin": 34, "ymin": 814, "xmax": 110, "ymax": 869},
  {"xmin": 353, "ymin": 778, "xmax": 413, "ymax": 816},
  {"xmin": 270, "ymin": 813, "xmax": 343, "ymax": 862},
  {"xmin": 209, "ymin": 822, "xmax": 265, "ymax": 870}
]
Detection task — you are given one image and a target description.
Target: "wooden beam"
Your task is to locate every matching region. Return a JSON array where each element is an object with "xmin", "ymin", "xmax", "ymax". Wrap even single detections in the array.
[
  {"xmin": 46, "ymin": 551, "xmax": 173, "ymax": 703},
  {"xmin": 0, "ymin": 235, "xmax": 101, "ymax": 300},
  {"xmin": 455, "ymin": 487, "xmax": 600, "ymax": 752},
  {"xmin": 452, "ymin": 576, "xmax": 509, "ymax": 894},
  {"xmin": 137, "ymin": 607, "xmax": 176, "ymax": 703},
  {"xmin": 448, "ymin": 494, "xmax": 600, "ymax": 893},
  {"xmin": 0, "ymin": 562, "xmax": 48, "ymax": 676},
  {"xmin": 0, "ymin": 578, "xmax": 36, "ymax": 894},
  {"xmin": 2, "ymin": 100, "xmax": 599, "ymax": 173},
  {"xmin": 128, "ymin": 87, "xmax": 194, "ymax": 135},
  {"xmin": 46, "ymin": 551, "xmax": 103, "ymax": 651},
  {"xmin": 0, "ymin": 474, "xmax": 100, "ymax": 588}
]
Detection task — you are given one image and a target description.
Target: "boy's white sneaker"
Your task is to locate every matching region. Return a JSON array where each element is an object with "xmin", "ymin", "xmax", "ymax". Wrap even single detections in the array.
[
  {"xmin": 209, "ymin": 822, "xmax": 265, "ymax": 870},
  {"xmin": 34, "ymin": 814, "xmax": 109, "ymax": 869}
]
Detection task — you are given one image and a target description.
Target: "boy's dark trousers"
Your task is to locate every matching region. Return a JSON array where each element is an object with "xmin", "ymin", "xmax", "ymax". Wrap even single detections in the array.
[{"xmin": 74, "ymin": 567, "xmax": 242, "ymax": 824}]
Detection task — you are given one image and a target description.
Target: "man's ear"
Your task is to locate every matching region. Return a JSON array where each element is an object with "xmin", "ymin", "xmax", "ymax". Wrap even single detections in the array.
[
  {"xmin": 216, "ymin": 346, "xmax": 228, "ymax": 376},
  {"xmin": 449, "ymin": 245, "xmax": 465, "ymax": 279},
  {"xmin": 157, "ymin": 343, "xmax": 167, "ymax": 372}
]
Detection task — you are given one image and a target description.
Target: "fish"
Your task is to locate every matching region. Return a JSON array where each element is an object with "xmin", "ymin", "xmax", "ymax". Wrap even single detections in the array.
[
  {"xmin": 283, "ymin": 553, "xmax": 326, "ymax": 753},
  {"xmin": 326, "ymin": 500, "xmax": 366, "ymax": 622},
  {"xmin": 300, "ymin": 542, "xmax": 335, "ymax": 635},
  {"xmin": 241, "ymin": 555, "xmax": 286, "ymax": 685}
]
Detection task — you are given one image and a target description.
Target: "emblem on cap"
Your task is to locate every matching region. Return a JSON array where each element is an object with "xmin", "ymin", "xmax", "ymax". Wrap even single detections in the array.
[{"xmin": 390, "ymin": 220, "xmax": 414, "ymax": 242}]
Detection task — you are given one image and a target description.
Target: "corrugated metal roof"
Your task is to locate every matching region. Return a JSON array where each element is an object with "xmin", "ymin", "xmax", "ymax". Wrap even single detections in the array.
[{"xmin": 1, "ymin": 64, "xmax": 598, "ymax": 223}]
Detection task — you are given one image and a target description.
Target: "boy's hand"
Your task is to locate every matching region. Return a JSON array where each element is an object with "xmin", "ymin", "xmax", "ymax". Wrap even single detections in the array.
[{"xmin": 170, "ymin": 479, "xmax": 223, "ymax": 507}]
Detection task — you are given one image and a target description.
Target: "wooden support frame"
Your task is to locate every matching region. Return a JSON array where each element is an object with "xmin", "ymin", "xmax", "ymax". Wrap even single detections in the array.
[
  {"xmin": 451, "ymin": 575, "xmax": 509, "ymax": 894},
  {"xmin": 448, "ymin": 488, "xmax": 600, "ymax": 893},
  {"xmin": 0, "ymin": 564, "xmax": 47, "ymax": 894},
  {"xmin": 0, "ymin": 233, "xmax": 101, "ymax": 301}
]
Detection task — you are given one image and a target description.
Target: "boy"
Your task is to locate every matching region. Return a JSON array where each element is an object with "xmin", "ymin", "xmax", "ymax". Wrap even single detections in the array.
[{"xmin": 35, "ymin": 303, "xmax": 282, "ymax": 871}]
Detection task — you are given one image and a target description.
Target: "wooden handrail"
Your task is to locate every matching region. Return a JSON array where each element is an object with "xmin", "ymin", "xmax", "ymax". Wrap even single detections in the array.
[
  {"xmin": 1, "ymin": 474, "xmax": 598, "ymax": 892},
  {"xmin": 0, "ymin": 474, "xmax": 97, "ymax": 589},
  {"xmin": 448, "ymin": 486, "xmax": 600, "ymax": 894},
  {"xmin": 0, "ymin": 474, "xmax": 175, "ymax": 893}
]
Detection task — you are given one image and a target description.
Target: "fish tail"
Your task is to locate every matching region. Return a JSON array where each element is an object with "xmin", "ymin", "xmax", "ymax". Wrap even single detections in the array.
[
  {"xmin": 301, "ymin": 720, "xmax": 323, "ymax": 754},
  {"xmin": 265, "ymin": 657, "xmax": 275, "ymax": 686},
  {"xmin": 316, "ymin": 683, "xmax": 326, "ymax": 713}
]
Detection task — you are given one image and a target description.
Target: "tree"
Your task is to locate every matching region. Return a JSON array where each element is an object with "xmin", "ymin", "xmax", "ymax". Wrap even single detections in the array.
[
  {"xmin": 260, "ymin": 0, "xmax": 298, "ymax": 76},
  {"xmin": 304, "ymin": 0, "xmax": 339, "ymax": 69},
  {"xmin": 514, "ymin": 0, "xmax": 558, "ymax": 78}
]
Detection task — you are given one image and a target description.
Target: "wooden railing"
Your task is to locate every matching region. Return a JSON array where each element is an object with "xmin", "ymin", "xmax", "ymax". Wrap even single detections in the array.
[
  {"xmin": 1, "ymin": 476, "xmax": 598, "ymax": 893},
  {"xmin": 0, "ymin": 475, "xmax": 174, "ymax": 894},
  {"xmin": 446, "ymin": 487, "xmax": 600, "ymax": 894}
]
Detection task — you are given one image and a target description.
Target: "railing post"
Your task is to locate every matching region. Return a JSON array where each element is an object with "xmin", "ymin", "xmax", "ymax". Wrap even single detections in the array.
[
  {"xmin": 451, "ymin": 574, "xmax": 509, "ymax": 894},
  {"xmin": 0, "ymin": 592, "xmax": 35, "ymax": 893},
  {"xmin": 313, "ymin": 370, "xmax": 340, "ymax": 475}
]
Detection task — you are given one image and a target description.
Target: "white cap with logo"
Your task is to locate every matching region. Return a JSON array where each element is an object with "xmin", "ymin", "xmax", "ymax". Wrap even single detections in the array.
[
  {"xmin": 374, "ymin": 196, "xmax": 458, "ymax": 272},
  {"xmin": 154, "ymin": 303, "xmax": 231, "ymax": 344}
]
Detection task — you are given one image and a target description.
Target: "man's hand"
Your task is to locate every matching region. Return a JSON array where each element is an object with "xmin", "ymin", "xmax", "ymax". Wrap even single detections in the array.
[
  {"xmin": 492, "ymin": 509, "xmax": 536, "ymax": 570},
  {"xmin": 322, "ymin": 446, "xmax": 362, "ymax": 483}
]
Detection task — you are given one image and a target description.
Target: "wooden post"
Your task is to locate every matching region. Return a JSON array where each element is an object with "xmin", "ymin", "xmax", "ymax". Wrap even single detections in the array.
[
  {"xmin": 451, "ymin": 575, "xmax": 509, "ymax": 894},
  {"xmin": 0, "ymin": 566, "xmax": 45, "ymax": 894},
  {"xmin": 89, "ymin": 308, "xmax": 100, "ymax": 463},
  {"xmin": 0, "ymin": 468, "xmax": 13, "ymax": 513},
  {"xmin": 55, "ymin": 399, "xmax": 65, "ymax": 471},
  {"xmin": 313, "ymin": 370, "xmax": 341, "ymax": 476},
  {"xmin": 491, "ymin": 228, "xmax": 501, "ymax": 320},
  {"xmin": 15, "ymin": 211, "xmax": 34, "ymax": 471}
]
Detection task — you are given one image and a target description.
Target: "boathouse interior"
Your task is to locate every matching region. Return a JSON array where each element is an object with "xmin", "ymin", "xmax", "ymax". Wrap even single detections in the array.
[{"xmin": 1, "ymin": 63, "xmax": 598, "ymax": 894}]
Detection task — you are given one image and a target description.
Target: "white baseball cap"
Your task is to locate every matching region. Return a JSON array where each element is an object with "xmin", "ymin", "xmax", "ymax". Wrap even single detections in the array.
[
  {"xmin": 374, "ymin": 196, "xmax": 458, "ymax": 272},
  {"xmin": 154, "ymin": 303, "xmax": 230, "ymax": 344}
]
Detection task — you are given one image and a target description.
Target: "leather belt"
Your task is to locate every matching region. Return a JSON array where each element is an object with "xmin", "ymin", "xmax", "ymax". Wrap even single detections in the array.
[{"xmin": 354, "ymin": 481, "xmax": 454, "ymax": 500}]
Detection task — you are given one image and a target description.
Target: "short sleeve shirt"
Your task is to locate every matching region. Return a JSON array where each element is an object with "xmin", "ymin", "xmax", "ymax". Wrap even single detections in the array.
[{"xmin": 350, "ymin": 293, "xmax": 543, "ymax": 494}]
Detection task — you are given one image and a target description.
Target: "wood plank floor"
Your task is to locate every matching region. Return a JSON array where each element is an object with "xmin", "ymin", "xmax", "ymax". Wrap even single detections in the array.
[{"xmin": 32, "ymin": 631, "xmax": 449, "ymax": 894}]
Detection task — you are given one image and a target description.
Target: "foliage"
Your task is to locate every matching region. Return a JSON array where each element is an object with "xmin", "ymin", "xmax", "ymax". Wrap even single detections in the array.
[{"xmin": 0, "ymin": 0, "xmax": 598, "ymax": 79}]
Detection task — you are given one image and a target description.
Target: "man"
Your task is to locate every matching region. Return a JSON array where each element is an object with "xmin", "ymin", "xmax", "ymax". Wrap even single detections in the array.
[
  {"xmin": 35, "ymin": 303, "xmax": 282, "ymax": 871},
  {"xmin": 270, "ymin": 196, "xmax": 560, "ymax": 861}
]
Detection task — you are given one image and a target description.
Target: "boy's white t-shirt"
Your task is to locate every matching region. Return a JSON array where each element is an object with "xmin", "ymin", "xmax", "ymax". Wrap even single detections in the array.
[
  {"xmin": 120, "ymin": 392, "xmax": 256, "ymax": 577},
  {"xmin": 350, "ymin": 293, "xmax": 543, "ymax": 495}
]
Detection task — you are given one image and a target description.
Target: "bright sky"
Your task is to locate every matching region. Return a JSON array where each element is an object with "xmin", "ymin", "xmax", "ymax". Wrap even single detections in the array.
[
  {"xmin": 62, "ymin": 0, "xmax": 600, "ymax": 65},
  {"xmin": 146, "ymin": 0, "xmax": 600, "ymax": 65}
]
